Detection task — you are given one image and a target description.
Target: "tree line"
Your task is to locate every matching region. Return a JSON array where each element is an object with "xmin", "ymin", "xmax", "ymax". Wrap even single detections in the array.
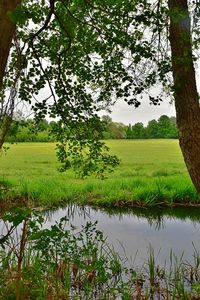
[
  {"xmin": 125, "ymin": 115, "xmax": 178, "ymax": 139},
  {"xmin": 5, "ymin": 114, "xmax": 178, "ymax": 142},
  {"xmin": 5, "ymin": 119, "xmax": 55, "ymax": 143},
  {"xmin": 102, "ymin": 115, "xmax": 178, "ymax": 139}
]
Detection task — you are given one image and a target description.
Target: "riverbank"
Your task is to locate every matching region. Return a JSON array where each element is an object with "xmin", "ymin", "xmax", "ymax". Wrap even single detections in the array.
[{"xmin": 0, "ymin": 140, "xmax": 199, "ymax": 209}]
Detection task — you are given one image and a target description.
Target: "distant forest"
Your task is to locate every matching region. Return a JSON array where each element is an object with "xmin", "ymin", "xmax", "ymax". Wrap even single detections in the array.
[{"xmin": 5, "ymin": 115, "xmax": 178, "ymax": 143}]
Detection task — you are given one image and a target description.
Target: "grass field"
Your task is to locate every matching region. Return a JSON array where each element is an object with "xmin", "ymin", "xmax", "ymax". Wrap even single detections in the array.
[{"xmin": 0, "ymin": 140, "xmax": 199, "ymax": 208}]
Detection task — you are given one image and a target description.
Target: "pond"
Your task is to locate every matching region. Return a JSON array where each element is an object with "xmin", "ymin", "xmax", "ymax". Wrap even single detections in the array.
[{"xmin": 44, "ymin": 205, "xmax": 200, "ymax": 267}]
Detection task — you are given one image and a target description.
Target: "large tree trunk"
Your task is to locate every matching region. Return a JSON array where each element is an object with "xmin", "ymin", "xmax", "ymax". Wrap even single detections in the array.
[
  {"xmin": 0, "ymin": 0, "xmax": 21, "ymax": 150},
  {"xmin": 0, "ymin": 0, "xmax": 21, "ymax": 90},
  {"xmin": 168, "ymin": 0, "xmax": 200, "ymax": 192}
]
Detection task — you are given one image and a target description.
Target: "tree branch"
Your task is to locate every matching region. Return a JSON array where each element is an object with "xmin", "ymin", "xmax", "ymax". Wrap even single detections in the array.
[{"xmin": 26, "ymin": 0, "xmax": 55, "ymax": 41}]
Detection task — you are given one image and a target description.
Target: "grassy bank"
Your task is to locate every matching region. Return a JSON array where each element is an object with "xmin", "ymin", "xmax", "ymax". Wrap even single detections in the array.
[{"xmin": 0, "ymin": 140, "xmax": 199, "ymax": 208}]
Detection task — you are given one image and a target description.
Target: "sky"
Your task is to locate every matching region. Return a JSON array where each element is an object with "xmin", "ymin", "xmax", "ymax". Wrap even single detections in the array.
[
  {"xmin": 99, "ymin": 97, "xmax": 176, "ymax": 126},
  {"xmin": 26, "ymin": 60, "xmax": 200, "ymax": 126},
  {"xmin": 30, "ymin": 83, "xmax": 176, "ymax": 126},
  {"xmin": 102, "ymin": 66, "xmax": 200, "ymax": 126}
]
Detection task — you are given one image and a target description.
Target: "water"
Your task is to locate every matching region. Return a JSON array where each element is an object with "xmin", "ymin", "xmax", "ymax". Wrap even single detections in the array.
[{"xmin": 44, "ymin": 205, "xmax": 200, "ymax": 267}]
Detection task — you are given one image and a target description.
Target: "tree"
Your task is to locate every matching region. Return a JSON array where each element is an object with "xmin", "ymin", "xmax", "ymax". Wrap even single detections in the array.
[
  {"xmin": 126, "ymin": 124, "xmax": 132, "ymax": 139},
  {"xmin": 101, "ymin": 115, "xmax": 113, "ymax": 125},
  {"xmin": 0, "ymin": 0, "xmax": 21, "ymax": 89},
  {"xmin": 126, "ymin": 116, "xmax": 177, "ymax": 139},
  {"xmin": 1, "ymin": 1, "xmax": 200, "ymax": 191},
  {"xmin": 168, "ymin": 0, "xmax": 200, "ymax": 191},
  {"xmin": 146, "ymin": 119, "xmax": 159, "ymax": 139},
  {"xmin": 102, "ymin": 116, "xmax": 126, "ymax": 139},
  {"xmin": 131, "ymin": 122, "xmax": 146, "ymax": 139},
  {"xmin": 157, "ymin": 115, "xmax": 177, "ymax": 138},
  {"xmin": 0, "ymin": 0, "xmax": 22, "ymax": 149},
  {"xmin": 1, "ymin": 0, "xmax": 127, "ymax": 177}
]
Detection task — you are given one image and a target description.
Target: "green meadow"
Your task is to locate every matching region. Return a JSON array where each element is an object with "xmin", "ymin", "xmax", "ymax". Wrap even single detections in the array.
[{"xmin": 0, "ymin": 140, "xmax": 199, "ymax": 208}]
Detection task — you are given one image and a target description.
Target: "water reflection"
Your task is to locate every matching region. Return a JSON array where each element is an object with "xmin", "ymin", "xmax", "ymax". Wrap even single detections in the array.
[
  {"xmin": 1, "ymin": 206, "xmax": 200, "ymax": 299},
  {"xmin": 44, "ymin": 205, "xmax": 200, "ymax": 231},
  {"xmin": 42, "ymin": 205, "xmax": 200, "ymax": 266},
  {"xmin": 1, "ymin": 205, "xmax": 200, "ymax": 267},
  {"xmin": 45, "ymin": 203, "xmax": 91, "ymax": 222}
]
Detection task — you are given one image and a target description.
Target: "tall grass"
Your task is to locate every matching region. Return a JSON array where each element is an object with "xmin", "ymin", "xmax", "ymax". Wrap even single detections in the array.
[{"xmin": 0, "ymin": 140, "xmax": 199, "ymax": 208}]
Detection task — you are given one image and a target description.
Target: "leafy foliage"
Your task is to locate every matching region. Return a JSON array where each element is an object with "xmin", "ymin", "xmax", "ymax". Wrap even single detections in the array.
[{"xmin": 126, "ymin": 115, "xmax": 178, "ymax": 139}]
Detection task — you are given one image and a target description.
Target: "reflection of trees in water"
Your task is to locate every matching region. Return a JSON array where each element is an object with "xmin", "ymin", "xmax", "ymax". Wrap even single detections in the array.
[
  {"xmin": 99, "ymin": 208, "xmax": 167, "ymax": 230},
  {"xmin": 42, "ymin": 204, "xmax": 200, "ymax": 232},
  {"xmin": 1, "ymin": 203, "xmax": 199, "ymax": 232},
  {"xmin": 145, "ymin": 215, "xmax": 166, "ymax": 230},
  {"xmin": 43, "ymin": 203, "xmax": 91, "ymax": 223},
  {"xmin": 0, "ymin": 205, "xmax": 91, "ymax": 248},
  {"xmin": 90, "ymin": 206, "xmax": 200, "ymax": 231}
]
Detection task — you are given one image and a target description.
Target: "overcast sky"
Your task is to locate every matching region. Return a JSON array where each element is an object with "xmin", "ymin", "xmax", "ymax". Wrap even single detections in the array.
[
  {"xmin": 101, "ymin": 66, "xmax": 200, "ymax": 126},
  {"xmin": 99, "ymin": 97, "xmax": 176, "ymax": 126},
  {"xmin": 28, "ymin": 63, "xmax": 200, "ymax": 126}
]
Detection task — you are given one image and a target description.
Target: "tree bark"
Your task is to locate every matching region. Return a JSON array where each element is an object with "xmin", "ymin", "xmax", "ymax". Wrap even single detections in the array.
[
  {"xmin": 0, "ymin": 0, "xmax": 21, "ymax": 150},
  {"xmin": 0, "ymin": 115, "xmax": 12, "ymax": 149},
  {"xmin": 0, "ymin": 0, "xmax": 21, "ymax": 91},
  {"xmin": 168, "ymin": 0, "xmax": 200, "ymax": 192}
]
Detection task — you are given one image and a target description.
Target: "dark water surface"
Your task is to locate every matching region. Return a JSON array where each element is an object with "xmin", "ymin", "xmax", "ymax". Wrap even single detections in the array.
[{"xmin": 44, "ymin": 205, "xmax": 200, "ymax": 267}]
